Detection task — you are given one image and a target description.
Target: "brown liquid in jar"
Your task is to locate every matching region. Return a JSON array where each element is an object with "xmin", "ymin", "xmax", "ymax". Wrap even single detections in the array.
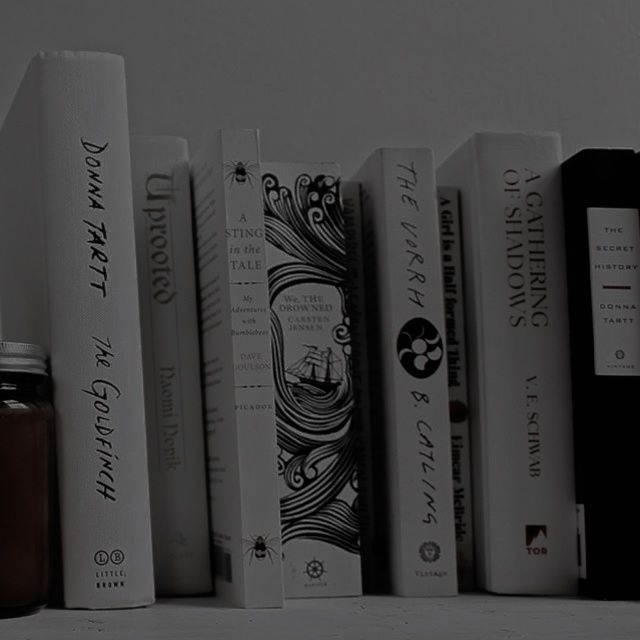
[{"xmin": 0, "ymin": 351, "xmax": 53, "ymax": 616}]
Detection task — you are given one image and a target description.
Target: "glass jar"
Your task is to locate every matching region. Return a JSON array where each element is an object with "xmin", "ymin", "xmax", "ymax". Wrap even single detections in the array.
[{"xmin": 0, "ymin": 342, "xmax": 53, "ymax": 615}]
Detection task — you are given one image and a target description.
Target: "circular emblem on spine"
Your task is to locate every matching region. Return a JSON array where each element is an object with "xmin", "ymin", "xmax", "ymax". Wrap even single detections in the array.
[
  {"xmin": 419, "ymin": 541, "xmax": 441, "ymax": 563},
  {"xmin": 397, "ymin": 318, "xmax": 443, "ymax": 378},
  {"xmin": 304, "ymin": 557, "xmax": 326, "ymax": 580},
  {"xmin": 449, "ymin": 399, "xmax": 469, "ymax": 423}
]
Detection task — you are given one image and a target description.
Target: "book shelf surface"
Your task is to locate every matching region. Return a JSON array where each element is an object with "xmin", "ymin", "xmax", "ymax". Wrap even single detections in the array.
[{"xmin": 1, "ymin": 594, "xmax": 637, "ymax": 639}]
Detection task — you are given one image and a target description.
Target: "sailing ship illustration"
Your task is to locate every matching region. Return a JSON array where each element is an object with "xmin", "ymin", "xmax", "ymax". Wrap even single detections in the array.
[{"xmin": 285, "ymin": 345, "xmax": 343, "ymax": 392}]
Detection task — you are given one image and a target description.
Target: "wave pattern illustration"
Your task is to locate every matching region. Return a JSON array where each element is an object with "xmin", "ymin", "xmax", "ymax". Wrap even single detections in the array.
[{"xmin": 263, "ymin": 172, "xmax": 359, "ymax": 555}]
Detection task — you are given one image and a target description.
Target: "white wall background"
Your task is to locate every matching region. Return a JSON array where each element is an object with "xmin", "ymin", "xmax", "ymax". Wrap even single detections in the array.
[{"xmin": 2, "ymin": 0, "xmax": 640, "ymax": 175}]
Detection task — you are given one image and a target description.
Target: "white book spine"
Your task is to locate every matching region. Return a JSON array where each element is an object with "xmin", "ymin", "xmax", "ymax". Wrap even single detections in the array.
[
  {"xmin": 0, "ymin": 52, "xmax": 155, "ymax": 608},
  {"xmin": 438, "ymin": 187, "xmax": 475, "ymax": 591},
  {"xmin": 131, "ymin": 136, "xmax": 212, "ymax": 596},
  {"xmin": 354, "ymin": 149, "xmax": 457, "ymax": 596},
  {"xmin": 262, "ymin": 162, "xmax": 362, "ymax": 598},
  {"xmin": 191, "ymin": 129, "xmax": 283, "ymax": 608},
  {"xmin": 437, "ymin": 132, "xmax": 578, "ymax": 594}
]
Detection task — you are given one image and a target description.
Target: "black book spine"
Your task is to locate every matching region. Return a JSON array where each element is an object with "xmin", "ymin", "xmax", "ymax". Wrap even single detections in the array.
[{"xmin": 562, "ymin": 148, "xmax": 640, "ymax": 599}]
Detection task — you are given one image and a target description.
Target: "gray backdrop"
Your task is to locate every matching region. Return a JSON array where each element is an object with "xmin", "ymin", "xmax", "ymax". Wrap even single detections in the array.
[{"xmin": 2, "ymin": 0, "xmax": 639, "ymax": 174}]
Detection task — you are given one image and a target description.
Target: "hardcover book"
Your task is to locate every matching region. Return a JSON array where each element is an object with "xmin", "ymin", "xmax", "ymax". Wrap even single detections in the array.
[
  {"xmin": 438, "ymin": 132, "xmax": 578, "ymax": 595},
  {"xmin": 562, "ymin": 149, "xmax": 640, "ymax": 599},
  {"xmin": 353, "ymin": 148, "xmax": 457, "ymax": 597},
  {"xmin": 190, "ymin": 129, "xmax": 283, "ymax": 608},
  {"xmin": 131, "ymin": 136, "xmax": 212, "ymax": 596},
  {"xmin": 262, "ymin": 162, "xmax": 362, "ymax": 597},
  {"xmin": 0, "ymin": 52, "xmax": 154, "ymax": 608},
  {"xmin": 438, "ymin": 187, "xmax": 475, "ymax": 591}
]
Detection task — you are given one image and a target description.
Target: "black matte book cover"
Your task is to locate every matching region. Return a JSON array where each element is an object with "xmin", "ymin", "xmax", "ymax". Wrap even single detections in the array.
[{"xmin": 562, "ymin": 149, "xmax": 640, "ymax": 599}]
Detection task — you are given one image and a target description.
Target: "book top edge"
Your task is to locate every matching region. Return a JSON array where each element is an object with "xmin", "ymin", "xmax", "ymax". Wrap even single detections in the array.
[
  {"xmin": 438, "ymin": 131, "xmax": 562, "ymax": 168},
  {"xmin": 562, "ymin": 147, "xmax": 638, "ymax": 172},
  {"xmin": 206, "ymin": 127, "xmax": 260, "ymax": 134},
  {"xmin": 36, "ymin": 50, "xmax": 123, "ymax": 61},
  {"xmin": 565, "ymin": 147, "xmax": 636, "ymax": 155},
  {"xmin": 197, "ymin": 127, "xmax": 260, "ymax": 141},
  {"xmin": 130, "ymin": 134, "xmax": 188, "ymax": 146},
  {"xmin": 472, "ymin": 130, "xmax": 560, "ymax": 139},
  {"xmin": 375, "ymin": 146, "xmax": 434, "ymax": 152},
  {"xmin": 130, "ymin": 135, "xmax": 189, "ymax": 160},
  {"xmin": 357, "ymin": 147, "xmax": 434, "ymax": 159},
  {"xmin": 261, "ymin": 160, "xmax": 341, "ymax": 171},
  {"xmin": 442, "ymin": 131, "xmax": 561, "ymax": 155},
  {"xmin": 222, "ymin": 127, "xmax": 260, "ymax": 134},
  {"xmin": 193, "ymin": 128, "xmax": 261, "ymax": 159},
  {"xmin": 353, "ymin": 147, "xmax": 434, "ymax": 172}
]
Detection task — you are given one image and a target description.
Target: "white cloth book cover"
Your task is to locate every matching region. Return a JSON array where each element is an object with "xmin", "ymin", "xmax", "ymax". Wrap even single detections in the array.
[
  {"xmin": 353, "ymin": 149, "xmax": 457, "ymax": 596},
  {"xmin": 0, "ymin": 51, "xmax": 154, "ymax": 608},
  {"xmin": 131, "ymin": 136, "xmax": 212, "ymax": 596},
  {"xmin": 190, "ymin": 129, "xmax": 283, "ymax": 608},
  {"xmin": 262, "ymin": 162, "xmax": 362, "ymax": 598},
  {"xmin": 438, "ymin": 132, "xmax": 578, "ymax": 595},
  {"xmin": 437, "ymin": 187, "xmax": 475, "ymax": 591}
]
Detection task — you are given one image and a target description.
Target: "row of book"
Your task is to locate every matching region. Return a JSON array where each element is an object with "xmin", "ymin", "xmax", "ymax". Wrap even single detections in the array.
[{"xmin": 0, "ymin": 51, "xmax": 633, "ymax": 610}]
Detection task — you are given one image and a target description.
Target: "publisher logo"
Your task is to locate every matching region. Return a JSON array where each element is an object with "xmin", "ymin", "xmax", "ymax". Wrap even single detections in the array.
[
  {"xmin": 94, "ymin": 549, "xmax": 125, "ymax": 566},
  {"xmin": 397, "ymin": 318, "xmax": 443, "ymax": 379},
  {"xmin": 525, "ymin": 524, "xmax": 548, "ymax": 556},
  {"xmin": 93, "ymin": 548, "xmax": 127, "ymax": 590},
  {"xmin": 302, "ymin": 556, "xmax": 328, "ymax": 588},
  {"xmin": 419, "ymin": 541, "xmax": 441, "ymax": 563},
  {"xmin": 305, "ymin": 557, "xmax": 326, "ymax": 581}
]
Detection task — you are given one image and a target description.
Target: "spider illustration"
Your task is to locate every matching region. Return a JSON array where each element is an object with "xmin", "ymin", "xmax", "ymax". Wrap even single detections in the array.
[
  {"xmin": 225, "ymin": 160, "xmax": 258, "ymax": 187},
  {"xmin": 243, "ymin": 534, "xmax": 279, "ymax": 564}
]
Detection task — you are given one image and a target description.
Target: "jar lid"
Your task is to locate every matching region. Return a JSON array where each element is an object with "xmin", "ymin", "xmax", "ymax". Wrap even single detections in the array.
[{"xmin": 0, "ymin": 342, "xmax": 47, "ymax": 375}]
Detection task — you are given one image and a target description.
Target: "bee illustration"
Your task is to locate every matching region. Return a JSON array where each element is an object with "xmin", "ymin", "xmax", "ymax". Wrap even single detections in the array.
[
  {"xmin": 225, "ymin": 160, "xmax": 258, "ymax": 187},
  {"xmin": 243, "ymin": 533, "xmax": 278, "ymax": 564}
]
